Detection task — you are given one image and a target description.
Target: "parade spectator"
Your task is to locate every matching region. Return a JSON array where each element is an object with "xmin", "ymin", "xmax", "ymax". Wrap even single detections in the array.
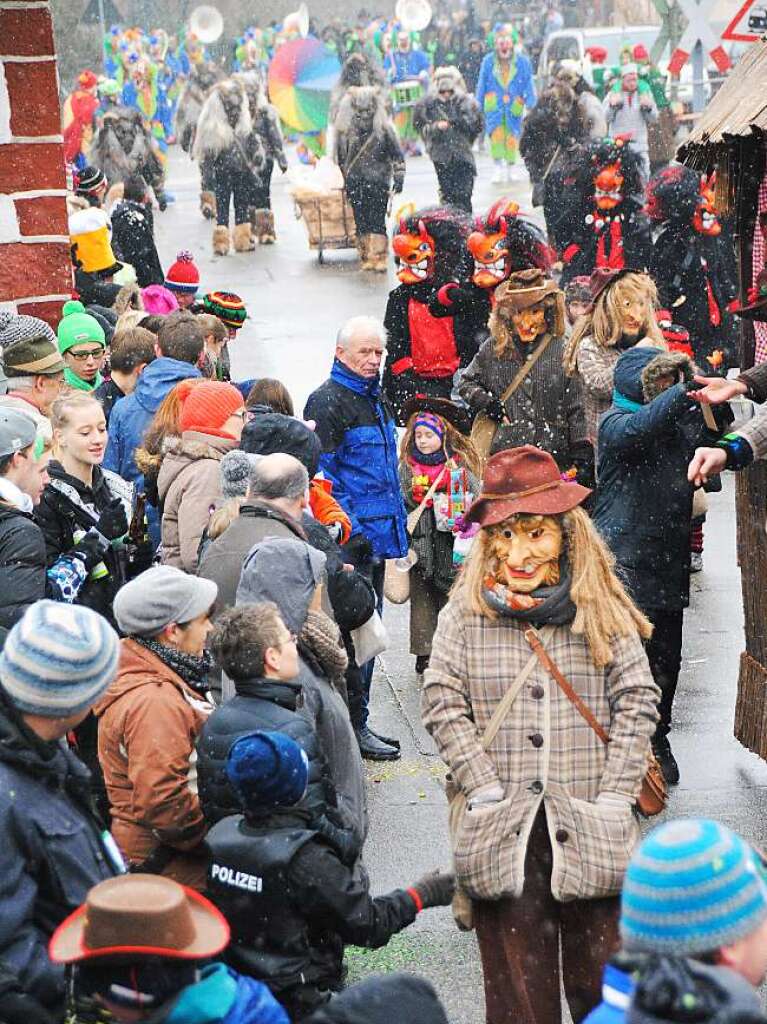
[
  {"xmin": 158, "ymin": 380, "xmax": 245, "ymax": 571},
  {"xmin": 0, "ymin": 601, "xmax": 120, "ymax": 1023},
  {"xmin": 205, "ymin": 729, "xmax": 455, "ymax": 1019},
  {"xmin": 564, "ymin": 269, "xmax": 666, "ymax": 457},
  {"xmin": 134, "ymin": 377, "xmax": 204, "ymax": 510},
  {"xmin": 307, "ymin": 974, "xmax": 451, "ymax": 1024},
  {"xmin": 245, "ymin": 377, "xmax": 295, "ymax": 416},
  {"xmin": 0, "ymin": 410, "xmax": 50, "ymax": 642},
  {"xmin": 422, "ymin": 446, "xmax": 659, "ymax": 1024},
  {"xmin": 332, "ymin": 86, "xmax": 404, "ymax": 273},
  {"xmin": 95, "ymin": 325, "xmax": 156, "ymax": 425},
  {"xmin": 48, "ymin": 873, "xmax": 288, "ymax": 1024},
  {"xmin": 236, "ymin": 538, "xmax": 367, "ymax": 856},
  {"xmin": 110, "ymin": 174, "xmax": 164, "ymax": 288},
  {"xmin": 304, "ymin": 316, "xmax": 408, "ymax": 762},
  {"xmin": 595, "ymin": 346, "xmax": 729, "ymax": 785},
  {"xmin": 164, "ymin": 250, "xmax": 201, "ymax": 309},
  {"xmin": 586, "ymin": 819, "xmax": 767, "ymax": 1024},
  {"xmin": 413, "ymin": 67, "xmax": 483, "ymax": 213},
  {"xmin": 688, "ymin": 363, "xmax": 767, "ymax": 484},
  {"xmin": 105, "ymin": 310, "xmax": 203, "ymax": 486},
  {"xmin": 0, "ymin": 311, "xmax": 65, "ymax": 446},
  {"xmin": 564, "ymin": 276, "xmax": 593, "ymax": 328},
  {"xmin": 57, "ymin": 299, "xmax": 108, "ymax": 392},
  {"xmin": 475, "ymin": 25, "xmax": 536, "ymax": 184},
  {"xmin": 197, "ymin": 312, "xmax": 228, "ymax": 380},
  {"xmin": 604, "ymin": 63, "xmax": 658, "ymax": 182},
  {"xmin": 198, "ymin": 602, "xmax": 357, "ymax": 865},
  {"xmin": 95, "ymin": 565, "xmax": 217, "ymax": 888}
]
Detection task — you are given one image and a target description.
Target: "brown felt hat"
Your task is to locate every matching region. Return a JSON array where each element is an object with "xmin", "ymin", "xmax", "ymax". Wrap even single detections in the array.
[
  {"xmin": 588, "ymin": 266, "xmax": 639, "ymax": 307},
  {"xmin": 48, "ymin": 874, "xmax": 230, "ymax": 964},
  {"xmin": 465, "ymin": 445, "xmax": 591, "ymax": 527},
  {"xmin": 495, "ymin": 268, "xmax": 560, "ymax": 313}
]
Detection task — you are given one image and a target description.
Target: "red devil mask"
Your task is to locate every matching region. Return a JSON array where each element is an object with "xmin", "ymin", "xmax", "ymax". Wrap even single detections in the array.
[
  {"xmin": 693, "ymin": 175, "xmax": 721, "ymax": 237},
  {"xmin": 467, "ymin": 199, "xmax": 520, "ymax": 289},
  {"xmin": 392, "ymin": 219, "xmax": 436, "ymax": 284},
  {"xmin": 594, "ymin": 162, "xmax": 624, "ymax": 211}
]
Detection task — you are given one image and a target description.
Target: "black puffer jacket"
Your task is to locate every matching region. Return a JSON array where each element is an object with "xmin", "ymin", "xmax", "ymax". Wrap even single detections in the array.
[
  {"xmin": 205, "ymin": 809, "xmax": 417, "ymax": 1018},
  {"xmin": 628, "ymin": 956, "xmax": 766, "ymax": 1024},
  {"xmin": 0, "ymin": 690, "xmax": 116, "ymax": 1019},
  {"xmin": 0, "ymin": 504, "xmax": 46, "ymax": 646},
  {"xmin": 196, "ymin": 676, "xmax": 357, "ymax": 863}
]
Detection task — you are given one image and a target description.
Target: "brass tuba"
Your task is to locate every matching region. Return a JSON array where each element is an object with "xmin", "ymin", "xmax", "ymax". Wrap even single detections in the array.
[
  {"xmin": 395, "ymin": 0, "xmax": 433, "ymax": 32},
  {"xmin": 188, "ymin": 5, "xmax": 224, "ymax": 44},
  {"xmin": 283, "ymin": 2, "xmax": 310, "ymax": 37}
]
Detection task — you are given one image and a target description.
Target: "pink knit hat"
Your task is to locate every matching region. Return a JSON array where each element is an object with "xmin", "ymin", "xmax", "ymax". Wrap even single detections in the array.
[{"xmin": 141, "ymin": 285, "xmax": 179, "ymax": 315}]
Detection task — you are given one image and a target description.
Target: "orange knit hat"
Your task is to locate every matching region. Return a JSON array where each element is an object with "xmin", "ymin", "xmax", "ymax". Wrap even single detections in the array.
[{"xmin": 180, "ymin": 381, "xmax": 244, "ymax": 438}]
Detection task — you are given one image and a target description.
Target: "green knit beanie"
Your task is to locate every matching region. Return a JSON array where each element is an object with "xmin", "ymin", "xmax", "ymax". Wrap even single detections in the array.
[{"xmin": 57, "ymin": 300, "xmax": 106, "ymax": 354}]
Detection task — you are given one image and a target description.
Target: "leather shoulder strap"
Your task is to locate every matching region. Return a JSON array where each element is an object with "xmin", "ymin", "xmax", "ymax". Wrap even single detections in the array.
[
  {"xmin": 499, "ymin": 333, "xmax": 554, "ymax": 404},
  {"xmin": 524, "ymin": 626, "xmax": 610, "ymax": 745},
  {"xmin": 480, "ymin": 626, "xmax": 553, "ymax": 750}
]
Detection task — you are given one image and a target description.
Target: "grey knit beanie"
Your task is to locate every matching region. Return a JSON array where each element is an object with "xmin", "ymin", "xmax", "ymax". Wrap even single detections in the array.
[
  {"xmin": 114, "ymin": 566, "xmax": 218, "ymax": 637},
  {"xmin": 0, "ymin": 601, "xmax": 120, "ymax": 717},
  {"xmin": 220, "ymin": 449, "xmax": 262, "ymax": 500}
]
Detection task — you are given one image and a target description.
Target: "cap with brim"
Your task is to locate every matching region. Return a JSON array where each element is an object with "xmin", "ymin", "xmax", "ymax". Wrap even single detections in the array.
[
  {"xmin": 466, "ymin": 444, "xmax": 591, "ymax": 527},
  {"xmin": 0, "ymin": 410, "xmax": 37, "ymax": 457},
  {"xmin": 495, "ymin": 269, "xmax": 560, "ymax": 314},
  {"xmin": 402, "ymin": 394, "xmax": 471, "ymax": 435},
  {"xmin": 5, "ymin": 341, "xmax": 65, "ymax": 376},
  {"xmin": 49, "ymin": 874, "xmax": 229, "ymax": 964}
]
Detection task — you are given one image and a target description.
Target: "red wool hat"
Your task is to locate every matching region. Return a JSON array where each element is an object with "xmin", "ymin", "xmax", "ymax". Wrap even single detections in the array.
[
  {"xmin": 165, "ymin": 251, "xmax": 200, "ymax": 294},
  {"xmin": 78, "ymin": 69, "xmax": 98, "ymax": 90},
  {"xmin": 180, "ymin": 380, "xmax": 244, "ymax": 438}
]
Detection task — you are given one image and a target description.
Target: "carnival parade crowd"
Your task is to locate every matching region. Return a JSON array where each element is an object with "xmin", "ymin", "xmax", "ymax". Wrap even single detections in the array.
[{"xmin": 5, "ymin": 5, "xmax": 767, "ymax": 1024}]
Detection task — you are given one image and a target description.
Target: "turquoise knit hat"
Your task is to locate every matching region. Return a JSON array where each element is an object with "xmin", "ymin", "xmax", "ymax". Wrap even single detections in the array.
[
  {"xmin": 57, "ymin": 300, "xmax": 106, "ymax": 354},
  {"xmin": 621, "ymin": 818, "xmax": 767, "ymax": 955}
]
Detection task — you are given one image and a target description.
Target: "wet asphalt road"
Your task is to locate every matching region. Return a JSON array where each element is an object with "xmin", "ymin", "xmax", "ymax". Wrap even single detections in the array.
[{"xmin": 153, "ymin": 146, "xmax": 767, "ymax": 1023}]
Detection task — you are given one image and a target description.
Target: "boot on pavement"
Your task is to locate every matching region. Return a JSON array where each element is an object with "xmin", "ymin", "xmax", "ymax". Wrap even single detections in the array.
[
  {"xmin": 369, "ymin": 234, "xmax": 389, "ymax": 273},
  {"xmin": 200, "ymin": 191, "xmax": 216, "ymax": 219},
  {"xmin": 212, "ymin": 225, "xmax": 230, "ymax": 256},
  {"xmin": 653, "ymin": 735, "xmax": 680, "ymax": 785},
  {"xmin": 356, "ymin": 725, "xmax": 400, "ymax": 761},
  {"xmin": 233, "ymin": 222, "xmax": 255, "ymax": 252},
  {"xmin": 259, "ymin": 209, "xmax": 276, "ymax": 244}
]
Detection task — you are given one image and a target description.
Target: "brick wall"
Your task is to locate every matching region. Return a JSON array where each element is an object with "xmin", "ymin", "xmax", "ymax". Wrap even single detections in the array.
[{"xmin": 0, "ymin": 1, "xmax": 72, "ymax": 327}]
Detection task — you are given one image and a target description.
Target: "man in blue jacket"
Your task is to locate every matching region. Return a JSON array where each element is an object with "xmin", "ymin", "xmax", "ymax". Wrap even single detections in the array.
[
  {"xmin": 304, "ymin": 316, "xmax": 407, "ymax": 762},
  {"xmin": 103, "ymin": 311, "xmax": 203, "ymax": 545}
]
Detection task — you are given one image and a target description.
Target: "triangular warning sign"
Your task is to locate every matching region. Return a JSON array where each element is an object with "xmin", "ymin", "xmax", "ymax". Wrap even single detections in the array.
[{"xmin": 722, "ymin": 0, "xmax": 766, "ymax": 42}]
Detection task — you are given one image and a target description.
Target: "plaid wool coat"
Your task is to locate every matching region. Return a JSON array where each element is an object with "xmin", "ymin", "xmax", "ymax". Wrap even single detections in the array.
[{"xmin": 421, "ymin": 595, "xmax": 659, "ymax": 903}]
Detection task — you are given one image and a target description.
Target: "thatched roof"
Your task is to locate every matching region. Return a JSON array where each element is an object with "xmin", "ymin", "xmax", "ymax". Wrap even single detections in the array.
[{"xmin": 678, "ymin": 39, "xmax": 767, "ymax": 169}]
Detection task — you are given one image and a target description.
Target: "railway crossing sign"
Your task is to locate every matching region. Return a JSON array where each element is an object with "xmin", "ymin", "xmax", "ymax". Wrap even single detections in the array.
[{"xmin": 667, "ymin": 0, "xmax": 733, "ymax": 72}]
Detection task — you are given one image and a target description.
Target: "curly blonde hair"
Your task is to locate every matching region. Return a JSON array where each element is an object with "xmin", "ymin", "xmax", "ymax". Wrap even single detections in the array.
[
  {"xmin": 563, "ymin": 272, "xmax": 666, "ymax": 376},
  {"xmin": 455, "ymin": 507, "xmax": 652, "ymax": 667}
]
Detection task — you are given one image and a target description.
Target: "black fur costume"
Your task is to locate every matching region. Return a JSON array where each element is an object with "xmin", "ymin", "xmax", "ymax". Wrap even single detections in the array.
[
  {"xmin": 92, "ymin": 105, "xmax": 167, "ymax": 206},
  {"xmin": 647, "ymin": 165, "xmax": 739, "ymax": 367}
]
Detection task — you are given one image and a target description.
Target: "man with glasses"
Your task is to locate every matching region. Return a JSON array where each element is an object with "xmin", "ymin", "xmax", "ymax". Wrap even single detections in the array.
[
  {"xmin": 56, "ymin": 300, "xmax": 107, "ymax": 392},
  {"xmin": 413, "ymin": 66, "xmax": 483, "ymax": 213}
]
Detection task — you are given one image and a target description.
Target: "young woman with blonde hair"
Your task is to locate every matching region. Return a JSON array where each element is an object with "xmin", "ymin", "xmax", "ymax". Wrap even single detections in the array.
[{"xmin": 563, "ymin": 269, "xmax": 665, "ymax": 455}]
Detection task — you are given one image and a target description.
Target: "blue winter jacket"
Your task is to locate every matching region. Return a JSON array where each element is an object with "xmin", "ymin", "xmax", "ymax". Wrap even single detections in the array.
[
  {"xmin": 583, "ymin": 963, "xmax": 635, "ymax": 1024},
  {"xmin": 164, "ymin": 963, "xmax": 289, "ymax": 1024},
  {"xmin": 104, "ymin": 357, "xmax": 201, "ymax": 545},
  {"xmin": 475, "ymin": 51, "xmax": 536, "ymax": 136},
  {"xmin": 304, "ymin": 360, "xmax": 408, "ymax": 560}
]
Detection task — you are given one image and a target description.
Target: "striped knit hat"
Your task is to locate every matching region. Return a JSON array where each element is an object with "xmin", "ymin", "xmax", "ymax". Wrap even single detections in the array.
[
  {"xmin": 203, "ymin": 291, "xmax": 247, "ymax": 330},
  {"xmin": 0, "ymin": 601, "xmax": 120, "ymax": 718},
  {"xmin": 621, "ymin": 818, "xmax": 767, "ymax": 955}
]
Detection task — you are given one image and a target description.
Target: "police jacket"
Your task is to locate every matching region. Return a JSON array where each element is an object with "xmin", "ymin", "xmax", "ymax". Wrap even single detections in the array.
[
  {"xmin": 303, "ymin": 361, "xmax": 407, "ymax": 561},
  {"xmin": 0, "ymin": 690, "xmax": 116, "ymax": 1017},
  {"xmin": 205, "ymin": 810, "xmax": 418, "ymax": 1010},
  {"xmin": 196, "ymin": 677, "xmax": 358, "ymax": 863}
]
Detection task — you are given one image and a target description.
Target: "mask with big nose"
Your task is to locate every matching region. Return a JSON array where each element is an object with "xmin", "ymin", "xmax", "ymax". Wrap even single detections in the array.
[{"xmin": 485, "ymin": 515, "xmax": 563, "ymax": 595}]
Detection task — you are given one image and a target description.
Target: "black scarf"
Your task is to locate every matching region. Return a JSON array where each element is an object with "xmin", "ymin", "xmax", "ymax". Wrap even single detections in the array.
[
  {"xmin": 616, "ymin": 332, "xmax": 641, "ymax": 351},
  {"xmin": 409, "ymin": 444, "xmax": 447, "ymax": 466},
  {"xmin": 133, "ymin": 636, "xmax": 213, "ymax": 693},
  {"xmin": 482, "ymin": 572, "xmax": 576, "ymax": 626}
]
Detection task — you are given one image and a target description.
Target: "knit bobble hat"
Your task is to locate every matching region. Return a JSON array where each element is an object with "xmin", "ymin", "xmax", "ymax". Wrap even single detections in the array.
[
  {"xmin": 202, "ymin": 292, "xmax": 247, "ymax": 330},
  {"xmin": 226, "ymin": 730, "xmax": 310, "ymax": 811},
  {"xmin": 0, "ymin": 600, "xmax": 119, "ymax": 718},
  {"xmin": 164, "ymin": 251, "xmax": 200, "ymax": 294},
  {"xmin": 621, "ymin": 818, "xmax": 767, "ymax": 955},
  {"xmin": 220, "ymin": 449, "xmax": 262, "ymax": 500},
  {"xmin": 57, "ymin": 300, "xmax": 106, "ymax": 354},
  {"xmin": 179, "ymin": 380, "xmax": 244, "ymax": 437}
]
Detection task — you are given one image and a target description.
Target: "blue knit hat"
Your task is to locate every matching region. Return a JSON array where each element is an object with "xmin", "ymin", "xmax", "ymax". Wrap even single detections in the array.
[
  {"xmin": 226, "ymin": 731, "xmax": 309, "ymax": 811},
  {"xmin": 621, "ymin": 818, "xmax": 767, "ymax": 955},
  {"xmin": 0, "ymin": 601, "xmax": 120, "ymax": 718}
]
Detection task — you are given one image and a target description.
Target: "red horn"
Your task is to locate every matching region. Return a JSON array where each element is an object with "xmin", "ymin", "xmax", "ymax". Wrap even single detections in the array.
[
  {"xmin": 398, "ymin": 217, "xmax": 406, "ymax": 234},
  {"xmin": 499, "ymin": 216, "xmax": 508, "ymax": 235},
  {"xmin": 418, "ymin": 219, "xmax": 428, "ymax": 240}
]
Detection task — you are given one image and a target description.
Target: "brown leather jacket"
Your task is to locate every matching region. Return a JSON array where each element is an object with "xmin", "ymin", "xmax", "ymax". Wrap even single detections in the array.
[{"xmin": 93, "ymin": 638, "xmax": 214, "ymax": 889}]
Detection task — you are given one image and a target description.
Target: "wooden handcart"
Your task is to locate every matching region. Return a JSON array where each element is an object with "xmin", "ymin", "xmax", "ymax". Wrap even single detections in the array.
[{"xmin": 293, "ymin": 187, "xmax": 357, "ymax": 264}]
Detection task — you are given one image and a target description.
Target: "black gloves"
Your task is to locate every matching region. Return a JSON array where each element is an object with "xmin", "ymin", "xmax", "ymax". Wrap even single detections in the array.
[
  {"xmin": 484, "ymin": 397, "xmax": 507, "ymax": 423},
  {"xmin": 96, "ymin": 498, "xmax": 129, "ymax": 541},
  {"xmin": 75, "ymin": 529, "xmax": 110, "ymax": 570},
  {"xmin": 0, "ymin": 992, "xmax": 57, "ymax": 1024},
  {"xmin": 344, "ymin": 532, "xmax": 373, "ymax": 569},
  {"xmin": 410, "ymin": 869, "xmax": 456, "ymax": 909},
  {"xmin": 393, "ymin": 176, "xmax": 404, "ymax": 194}
]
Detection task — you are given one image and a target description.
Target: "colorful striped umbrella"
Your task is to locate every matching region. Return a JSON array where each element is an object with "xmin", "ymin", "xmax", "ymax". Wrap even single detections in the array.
[{"xmin": 267, "ymin": 38, "xmax": 340, "ymax": 133}]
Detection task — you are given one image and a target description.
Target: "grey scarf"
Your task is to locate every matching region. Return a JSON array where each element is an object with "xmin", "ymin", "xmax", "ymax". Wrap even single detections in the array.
[{"xmin": 482, "ymin": 572, "xmax": 576, "ymax": 627}]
